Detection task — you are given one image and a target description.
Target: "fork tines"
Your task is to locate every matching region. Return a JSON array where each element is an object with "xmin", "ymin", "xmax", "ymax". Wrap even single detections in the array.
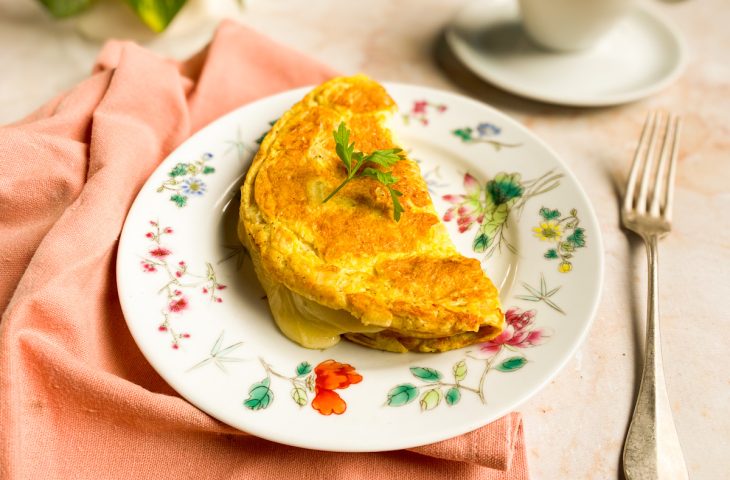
[{"xmin": 623, "ymin": 111, "xmax": 682, "ymax": 219}]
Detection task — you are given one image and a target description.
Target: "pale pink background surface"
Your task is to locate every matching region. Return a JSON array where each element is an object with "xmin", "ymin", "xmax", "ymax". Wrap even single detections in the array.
[{"xmin": 1, "ymin": 0, "xmax": 728, "ymax": 478}]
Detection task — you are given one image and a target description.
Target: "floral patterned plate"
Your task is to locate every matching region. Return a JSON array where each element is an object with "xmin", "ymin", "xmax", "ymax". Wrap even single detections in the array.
[{"xmin": 117, "ymin": 83, "xmax": 604, "ymax": 452}]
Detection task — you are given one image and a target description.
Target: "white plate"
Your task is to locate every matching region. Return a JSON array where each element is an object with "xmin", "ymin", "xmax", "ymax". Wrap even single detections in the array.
[
  {"xmin": 446, "ymin": 0, "xmax": 686, "ymax": 107},
  {"xmin": 117, "ymin": 83, "xmax": 604, "ymax": 452}
]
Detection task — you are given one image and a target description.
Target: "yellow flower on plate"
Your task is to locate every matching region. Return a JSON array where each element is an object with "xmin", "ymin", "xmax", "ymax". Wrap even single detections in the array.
[
  {"xmin": 558, "ymin": 261, "xmax": 573, "ymax": 273},
  {"xmin": 533, "ymin": 221, "xmax": 562, "ymax": 241}
]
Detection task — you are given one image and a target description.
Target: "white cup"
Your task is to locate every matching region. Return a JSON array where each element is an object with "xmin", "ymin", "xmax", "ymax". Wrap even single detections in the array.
[{"xmin": 518, "ymin": 0, "xmax": 635, "ymax": 52}]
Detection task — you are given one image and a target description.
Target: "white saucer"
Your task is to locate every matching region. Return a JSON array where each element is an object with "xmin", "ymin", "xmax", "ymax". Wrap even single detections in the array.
[{"xmin": 445, "ymin": 0, "xmax": 687, "ymax": 107}]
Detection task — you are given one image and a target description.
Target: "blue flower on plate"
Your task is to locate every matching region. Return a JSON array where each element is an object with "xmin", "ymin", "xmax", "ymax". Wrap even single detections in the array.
[
  {"xmin": 477, "ymin": 122, "xmax": 501, "ymax": 137},
  {"xmin": 181, "ymin": 177, "xmax": 206, "ymax": 196}
]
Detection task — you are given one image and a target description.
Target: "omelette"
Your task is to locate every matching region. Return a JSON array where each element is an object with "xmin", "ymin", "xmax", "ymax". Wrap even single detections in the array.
[{"xmin": 238, "ymin": 75, "xmax": 503, "ymax": 353}]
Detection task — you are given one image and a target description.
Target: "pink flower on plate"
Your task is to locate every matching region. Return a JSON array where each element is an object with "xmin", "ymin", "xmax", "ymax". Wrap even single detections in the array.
[
  {"xmin": 412, "ymin": 100, "xmax": 428, "ymax": 114},
  {"xmin": 149, "ymin": 247, "xmax": 171, "ymax": 258},
  {"xmin": 140, "ymin": 261, "xmax": 157, "ymax": 273},
  {"xmin": 480, "ymin": 308, "xmax": 548, "ymax": 355},
  {"xmin": 442, "ymin": 173, "xmax": 485, "ymax": 232},
  {"xmin": 168, "ymin": 296, "xmax": 189, "ymax": 313}
]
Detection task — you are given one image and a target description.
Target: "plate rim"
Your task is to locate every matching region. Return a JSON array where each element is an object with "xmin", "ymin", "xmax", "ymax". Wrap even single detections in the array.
[
  {"xmin": 116, "ymin": 81, "xmax": 605, "ymax": 452},
  {"xmin": 445, "ymin": 0, "xmax": 688, "ymax": 107}
]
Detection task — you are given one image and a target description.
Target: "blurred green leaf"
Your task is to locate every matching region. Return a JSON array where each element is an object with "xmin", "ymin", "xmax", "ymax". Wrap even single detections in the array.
[
  {"xmin": 37, "ymin": 0, "xmax": 93, "ymax": 18},
  {"xmin": 452, "ymin": 128, "xmax": 473, "ymax": 143},
  {"xmin": 169, "ymin": 163, "xmax": 188, "ymax": 177},
  {"xmin": 170, "ymin": 194, "xmax": 187, "ymax": 208},
  {"xmin": 125, "ymin": 0, "xmax": 187, "ymax": 32},
  {"xmin": 539, "ymin": 207, "xmax": 561, "ymax": 221},
  {"xmin": 544, "ymin": 249, "xmax": 558, "ymax": 259}
]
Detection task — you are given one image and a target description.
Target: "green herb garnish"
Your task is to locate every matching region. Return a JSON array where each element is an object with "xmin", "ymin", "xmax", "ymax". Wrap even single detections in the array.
[{"xmin": 322, "ymin": 122, "xmax": 405, "ymax": 221}]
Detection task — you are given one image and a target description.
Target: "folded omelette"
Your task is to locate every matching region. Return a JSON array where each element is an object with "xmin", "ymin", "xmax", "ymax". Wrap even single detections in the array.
[{"xmin": 238, "ymin": 75, "xmax": 503, "ymax": 353}]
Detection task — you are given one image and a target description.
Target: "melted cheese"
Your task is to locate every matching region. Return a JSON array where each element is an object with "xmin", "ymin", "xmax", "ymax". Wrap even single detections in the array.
[
  {"xmin": 265, "ymin": 278, "xmax": 384, "ymax": 349},
  {"xmin": 249, "ymin": 249, "xmax": 383, "ymax": 349}
]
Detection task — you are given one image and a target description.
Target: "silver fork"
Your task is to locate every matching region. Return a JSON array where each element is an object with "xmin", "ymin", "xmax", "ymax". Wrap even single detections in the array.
[{"xmin": 621, "ymin": 111, "xmax": 689, "ymax": 480}]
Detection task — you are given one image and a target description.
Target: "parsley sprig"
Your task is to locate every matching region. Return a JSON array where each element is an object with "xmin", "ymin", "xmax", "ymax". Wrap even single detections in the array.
[{"xmin": 322, "ymin": 122, "xmax": 405, "ymax": 221}]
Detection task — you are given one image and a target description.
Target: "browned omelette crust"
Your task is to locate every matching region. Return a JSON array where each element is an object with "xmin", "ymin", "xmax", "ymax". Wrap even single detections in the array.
[
  {"xmin": 345, "ymin": 325, "xmax": 501, "ymax": 354},
  {"xmin": 240, "ymin": 74, "xmax": 503, "ymax": 351}
]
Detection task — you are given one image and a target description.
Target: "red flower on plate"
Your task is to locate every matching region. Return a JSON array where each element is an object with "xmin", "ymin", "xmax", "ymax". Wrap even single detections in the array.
[{"xmin": 311, "ymin": 360, "xmax": 363, "ymax": 415}]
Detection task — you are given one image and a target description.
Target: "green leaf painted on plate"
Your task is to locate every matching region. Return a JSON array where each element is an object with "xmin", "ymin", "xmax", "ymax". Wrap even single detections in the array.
[
  {"xmin": 473, "ymin": 232, "xmax": 490, "ymax": 253},
  {"xmin": 452, "ymin": 360, "xmax": 467, "ymax": 382},
  {"xmin": 291, "ymin": 387, "xmax": 307, "ymax": 407},
  {"xmin": 296, "ymin": 361, "xmax": 312, "ymax": 377},
  {"xmin": 567, "ymin": 227, "xmax": 586, "ymax": 248},
  {"xmin": 496, "ymin": 356, "xmax": 527, "ymax": 372},
  {"xmin": 170, "ymin": 194, "xmax": 187, "ymax": 208},
  {"xmin": 202, "ymin": 166, "xmax": 215, "ymax": 175},
  {"xmin": 386, "ymin": 384, "xmax": 418, "ymax": 407},
  {"xmin": 419, "ymin": 388, "xmax": 442, "ymax": 411},
  {"xmin": 244, "ymin": 377, "xmax": 273, "ymax": 410},
  {"xmin": 560, "ymin": 242, "xmax": 575, "ymax": 252},
  {"xmin": 169, "ymin": 163, "xmax": 188, "ymax": 177},
  {"xmin": 410, "ymin": 367, "xmax": 443, "ymax": 382},
  {"xmin": 473, "ymin": 203, "xmax": 508, "ymax": 252},
  {"xmin": 445, "ymin": 387, "xmax": 461, "ymax": 406},
  {"xmin": 487, "ymin": 173, "xmax": 524, "ymax": 206},
  {"xmin": 452, "ymin": 128, "xmax": 473, "ymax": 142},
  {"xmin": 125, "ymin": 0, "xmax": 187, "ymax": 33},
  {"xmin": 539, "ymin": 207, "xmax": 561, "ymax": 221},
  {"xmin": 544, "ymin": 249, "xmax": 559, "ymax": 259}
]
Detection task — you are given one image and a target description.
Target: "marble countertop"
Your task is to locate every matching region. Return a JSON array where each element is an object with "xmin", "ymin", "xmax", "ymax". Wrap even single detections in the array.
[{"xmin": 2, "ymin": 0, "xmax": 727, "ymax": 478}]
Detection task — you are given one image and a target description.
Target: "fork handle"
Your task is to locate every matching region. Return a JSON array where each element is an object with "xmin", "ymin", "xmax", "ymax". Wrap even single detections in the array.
[{"xmin": 623, "ymin": 235, "xmax": 689, "ymax": 480}]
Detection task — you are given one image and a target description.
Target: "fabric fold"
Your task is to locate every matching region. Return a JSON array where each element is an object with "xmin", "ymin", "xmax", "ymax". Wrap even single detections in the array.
[{"xmin": 0, "ymin": 20, "xmax": 529, "ymax": 480}]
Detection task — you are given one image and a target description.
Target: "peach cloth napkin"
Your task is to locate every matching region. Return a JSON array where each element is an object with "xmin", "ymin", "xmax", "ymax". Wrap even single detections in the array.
[{"xmin": 0, "ymin": 21, "xmax": 529, "ymax": 480}]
